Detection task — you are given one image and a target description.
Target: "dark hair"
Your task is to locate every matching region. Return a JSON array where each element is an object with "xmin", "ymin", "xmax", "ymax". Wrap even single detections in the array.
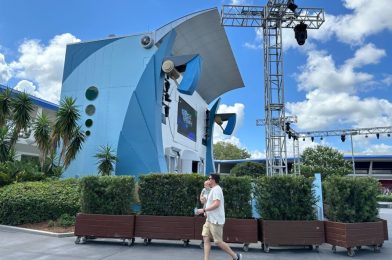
[{"xmin": 210, "ymin": 174, "xmax": 220, "ymax": 184}]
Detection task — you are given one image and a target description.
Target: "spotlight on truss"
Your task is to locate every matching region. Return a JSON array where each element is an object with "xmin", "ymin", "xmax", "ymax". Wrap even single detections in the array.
[{"xmin": 294, "ymin": 22, "xmax": 307, "ymax": 45}]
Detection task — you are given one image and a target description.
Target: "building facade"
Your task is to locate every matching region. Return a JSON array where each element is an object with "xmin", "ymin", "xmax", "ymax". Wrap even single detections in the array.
[{"xmin": 60, "ymin": 8, "xmax": 244, "ymax": 178}]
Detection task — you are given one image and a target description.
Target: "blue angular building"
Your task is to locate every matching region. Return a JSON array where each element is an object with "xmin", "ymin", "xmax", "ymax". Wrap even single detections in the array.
[{"xmin": 60, "ymin": 8, "xmax": 244, "ymax": 178}]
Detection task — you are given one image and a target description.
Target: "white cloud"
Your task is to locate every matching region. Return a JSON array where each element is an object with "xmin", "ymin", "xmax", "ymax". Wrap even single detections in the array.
[
  {"xmin": 14, "ymin": 80, "xmax": 40, "ymax": 97},
  {"xmin": 250, "ymin": 149, "xmax": 265, "ymax": 159},
  {"xmin": 362, "ymin": 143, "xmax": 392, "ymax": 155},
  {"xmin": 382, "ymin": 75, "xmax": 392, "ymax": 86},
  {"xmin": 10, "ymin": 33, "xmax": 80, "ymax": 103},
  {"xmin": 0, "ymin": 53, "xmax": 12, "ymax": 83},
  {"xmin": 287, "ymin": 46, "xmax": 392, "ymax": 131}
]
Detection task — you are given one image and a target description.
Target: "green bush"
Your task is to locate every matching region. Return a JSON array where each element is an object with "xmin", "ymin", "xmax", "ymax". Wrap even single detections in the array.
[
  {"xmin": 377, "ymin": 194, "xmax": 392, "ymax": 202},
  {"xmin": 80, "ymin": 176, "xmax": 135, "ymax": 215},
  {"xmin": 57, "ymin": 213, "xmax": 76, "ymax": 227},
  {"xmin": 0, "ymin": 172, "xmax": 12, "ymax": 187},
  {"xmin": 324, "ymin": 176, "xmax": 379, "ymax": 223},
  {"xmin": 139, "ymin": 173, "xmax": 204, "ymax": 216},
  {"xmin": 254, "ymin": 175, "xmax": 316, "ymax": 220},
  {"xmin": 230, "ymin": 162, "xmax": 266, "ymax": 177},
  {"xmin": 220, "ymin": 176, "xmax": 253, "ymax": 218},
  {"xmin": 0, "ymin": 179, "xmax": 80, "ymax": 225}
]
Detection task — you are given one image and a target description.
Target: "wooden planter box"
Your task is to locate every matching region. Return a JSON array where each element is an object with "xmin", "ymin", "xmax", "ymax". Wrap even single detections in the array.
[
  {"xmin": 74, "ymin": 213, "xmax": 135, "ymax": 245},
  {"xmin": 325, "ymin": 219, "xmax": 388, "ymax": 256},
  {"xmin": 260, "ymin": 220, "xmax": 325, "ymax": 252},
  {"xmin": 134, "ymin": 215, "xmax": 194, "ymax": 246},
  {"xmin": 194, "ymin": 216, "xmax": 258, "ymax": 251}
]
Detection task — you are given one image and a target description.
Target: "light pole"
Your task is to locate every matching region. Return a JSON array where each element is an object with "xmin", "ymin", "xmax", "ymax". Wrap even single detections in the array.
[{"xmin": 350, "ymin": 133, "xmax": 356, "ymax": 175}]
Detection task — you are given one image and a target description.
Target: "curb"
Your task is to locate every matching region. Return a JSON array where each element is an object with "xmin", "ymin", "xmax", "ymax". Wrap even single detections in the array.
[
  {"xmin": 378, "ymin": 202, "xmax": 392, "ymax": 209},
  {"xmin": 0, "ymin": 224, "xmax": 74, "ymax": 238}
]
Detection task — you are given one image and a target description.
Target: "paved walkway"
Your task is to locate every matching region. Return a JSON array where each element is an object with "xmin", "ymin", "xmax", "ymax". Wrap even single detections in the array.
[{"xmin": 0, "ymin": 209, "xmax": 391, "ymax": 260}]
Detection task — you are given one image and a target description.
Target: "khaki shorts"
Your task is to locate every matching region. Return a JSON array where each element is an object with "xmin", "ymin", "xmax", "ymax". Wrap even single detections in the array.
[{"xmin": 201, "ymin": 221, "xmax": 223, "ymax": 243}]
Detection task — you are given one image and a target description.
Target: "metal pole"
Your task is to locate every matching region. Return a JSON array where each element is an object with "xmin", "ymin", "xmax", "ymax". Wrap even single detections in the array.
[{"xmin": 350, "ymin": 134, "xmax": 355, "ymax": 175}]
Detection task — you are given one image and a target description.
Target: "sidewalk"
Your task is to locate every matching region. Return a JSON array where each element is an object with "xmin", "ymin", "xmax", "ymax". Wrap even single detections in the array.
[{"xmin": 0, "ymin": 209, "xmax": 391, "ymax": 260}]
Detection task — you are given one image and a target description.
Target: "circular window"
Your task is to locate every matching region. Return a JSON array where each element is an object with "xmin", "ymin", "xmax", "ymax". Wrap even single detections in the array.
[
  {"xmin": 85, "ymin": 86, "xmax": 99, "ymax": 101},
  {"xmin": 85, "ymin": 119, "xmax": 93, "ymax": 128},
  {"xmin": 86, "ymin": 130, "xmax": 91, "ymax": 136},
  {"xmin": 85, "ymin": 105, "xmax": 96, "ymax": 116}
]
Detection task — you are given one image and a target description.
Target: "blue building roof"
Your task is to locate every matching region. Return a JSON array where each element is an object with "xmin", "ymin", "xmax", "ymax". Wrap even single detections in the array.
[{"xmin": 0, "ymin": 84, "xmax": 59, "ymax": 111}]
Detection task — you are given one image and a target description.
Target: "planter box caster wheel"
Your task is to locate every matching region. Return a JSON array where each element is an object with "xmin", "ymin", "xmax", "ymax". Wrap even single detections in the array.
[
  {"xmin": 124, "ymin": 238, "xmax": 134, "ymax": 246},
  {"xmin": 356, "ymin": 246, "xmax": 362, "ymax": 250},
  {"xmin": 347, "ymin": 248, "xmax": 356, "ymax": 257},
  {"xmin": 183, "ymin": 240, "xmax": 190, "ymax": 247},
  {"xmin": 263, "ymin": 244, "xmax": 270, "ymax": 253},
  {"xmin": 312, "ymin": 245, "xmax": 319, "ymax": 252},
  {"xmin": 332, "ymin": 245, "xmax": 337, "ymax": 253},
  {"xmin": 75, "ymin": 236, "xmax": 81, "ymax": 244},
  {"xmin": 373, "ymin": 245, "xmax": 381, "ymax": 253},
  {"xmin": 143, "ymin": 238, "xmax": 151, "ymax": 246},
  {"xmin": 242, "ymin": 244, "xmax": 249, "ymax": 252},
  {"xmin": 200, "ymin": 241, "xmax": 204, "ymax": 249}
]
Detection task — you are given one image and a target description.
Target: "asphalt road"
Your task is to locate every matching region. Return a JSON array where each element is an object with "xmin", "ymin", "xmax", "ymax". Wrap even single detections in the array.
[{"xmin": 0, "ymin": 209, "xmax": 391, "ymax": 260}]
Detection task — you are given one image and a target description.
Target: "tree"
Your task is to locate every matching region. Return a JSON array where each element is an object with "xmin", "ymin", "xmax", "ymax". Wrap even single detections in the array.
[
  {"xmin": 10, "ymin": 92, "xmax": 34, "ymax": 148},
  {"xmin": 33, "ymin": 113, "xmax": 51, "ymax": 168},
  {"xmin": 51, "ymin": 97, "xmax": 85, "ymax": 169},
  {"xmin": 230, "ymin": 161, "xmax": 266, "ymax": 177},
  {"xmin": 300, "ymin": 145, "xmax": 352, "ymax": 179},
  {"xmin": 95, "ymin": 145, "xmax": 117, "ymax": 176},
  {"xmin": 213, "ymin": 141, "xmax": 251, "ymax": 160}
]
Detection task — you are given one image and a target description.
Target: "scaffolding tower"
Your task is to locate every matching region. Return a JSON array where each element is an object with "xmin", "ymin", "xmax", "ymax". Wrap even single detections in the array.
[{"xmin": 221, "ymin": 1, "xmax": 325, "ymax": 176}]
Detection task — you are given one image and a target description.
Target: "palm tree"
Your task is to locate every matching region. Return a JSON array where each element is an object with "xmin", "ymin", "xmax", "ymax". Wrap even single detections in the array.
[
  {"xmin": 0, "ymin": 88, "xmax": 12, "ymax": 128},
  {"xmin": 0, "ymin": 127, "xmax": 10, "ymax": 162},
  {"xmin": 51, "ymin": 97, "xmax": 80, "ymax": 166},
  {"xmin": 63, "ymin": 126, "xmax": 86, "ymax": 168},
  {"xmin": 33, "ymin": 113, "xmax": 51, "ymax": 168},
  {"xmin": 10, "ymin": 92, "xmax": 34, "ymax": 148},
  {"xmin": 95, "ymin": 145, "xmax": 117, "ymax": 176}
]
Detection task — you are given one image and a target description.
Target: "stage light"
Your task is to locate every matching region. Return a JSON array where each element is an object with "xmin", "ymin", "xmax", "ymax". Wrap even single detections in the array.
[
  {"xmin": 287, "ymin": 0, "xmax": 298, "ymax": 13},
  {"xmin": 303, "ymin": 137, "xmax": 305, "ymax": 141},
  {"xmin": 288, "ymin": 132, "xmax": 292, "ymax": 139},
  {"xmin": 388, "ymin": 133, "xmax": 391, "ymax": 137},
  {"xmin": 311, "ymin": 137, "xmax": 314, "ymax": 142},
  {"xmin": 164, "ymin": 93, "xmax": 171, "ymax": 103},
  {"xmin": 376, "ymin": 133, "xmax": 380, "ymax": 139},
  {"xmin": 341, "ymin": 134, "xmax": 346, "ymax": 142},
  {"xmin": 285, "ymin": 122, "xmax": 291, "ymax": 131},
  {"xmin": 294, "ymin": 22, "xmax": 307, "ymax": 45},
  {"xmin": 164, "ymin": 79, "xmax": 170, "ymax": 92},
  {"xmin": 320, "ymin": 136, "xmax": 323, "ymax": 141},
  {"xmin": 164, "ymin": 105, "xmax": 170, "ymax": 117},
  {"xmin": 365, "ymin": 134, "xmax": 368, "ymax": 138}
]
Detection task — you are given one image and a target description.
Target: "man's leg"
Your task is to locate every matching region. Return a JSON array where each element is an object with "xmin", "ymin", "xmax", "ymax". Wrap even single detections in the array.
[
  {"xmin": 215, "ymin": 241, "xmax": 237, "ymax": 259},
  {"xmin": 203, "ymin": 236, "xmax": 211, "ymax": 260}
]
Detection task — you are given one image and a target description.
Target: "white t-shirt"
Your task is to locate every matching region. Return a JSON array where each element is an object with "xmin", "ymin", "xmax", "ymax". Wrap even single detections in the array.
[{"xmin": 205, "ymin": 185, "xmax": 225, "ymax": 225}]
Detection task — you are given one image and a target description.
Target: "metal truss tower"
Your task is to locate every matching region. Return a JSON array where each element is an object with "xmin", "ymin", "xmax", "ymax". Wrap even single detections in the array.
[{"xmin": 221, "ymin": 1, "xmax": 325, "ymax": 176}]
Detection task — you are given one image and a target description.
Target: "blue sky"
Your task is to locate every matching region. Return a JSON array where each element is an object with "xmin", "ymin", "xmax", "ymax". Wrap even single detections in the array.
[{"xmin": 0, "ymin": 0, "xmax": 391, "ymax": 158}]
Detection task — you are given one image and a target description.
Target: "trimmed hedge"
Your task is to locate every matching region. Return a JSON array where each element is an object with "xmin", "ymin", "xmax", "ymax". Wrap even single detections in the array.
[
  {"xmin": 80, "ymin": 176, "xmax": 135, "ymax": 215},
  {"xmin": 377, "ymin": 194, "xmax": 392, "ymax": 202},
  {"xmin": 138, "ymin": 173, "xmax": 253, "ymax": 218},
  {"xmin": 139, "ymin": 173, "xmax": 204, "ymax": 216},
  {"xmin": 0, "ymin": 179, "xmax": 80, "ymax": 225},
  {"xmin": 324, "ymin": 176, "xmax": 379, "ymax": 223},
  {"xmin": 220, "ymin": 176, "xmax": 253, "ymax": 218},
  {"xmin": 254, "ymin": 175, "xmax": 316, "ymax": 220}
]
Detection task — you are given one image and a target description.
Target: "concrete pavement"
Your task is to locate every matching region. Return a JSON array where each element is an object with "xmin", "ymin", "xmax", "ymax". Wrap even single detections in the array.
[{"xmin": 0, "ymin": 209, "xmax": 391, "ymax": 260}]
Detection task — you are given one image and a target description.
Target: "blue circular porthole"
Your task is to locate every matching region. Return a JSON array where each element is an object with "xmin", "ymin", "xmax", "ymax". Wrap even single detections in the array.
[
  {"xmin": 85, "ymin": 130, "xmax": 91, "ymax": 136},
  {"xmin": 85, "ymin": 86, "xmax": 99, "ymax": 101},
  {"xmin": 85, "ymin": 119, "xmax": 93, "ymax": 128},
  {"xmin": 85, "ymin": 105, "xmax": 96, "ymax": 116}
]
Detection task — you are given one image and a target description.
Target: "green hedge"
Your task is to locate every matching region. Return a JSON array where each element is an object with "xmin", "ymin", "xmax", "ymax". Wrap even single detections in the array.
[
  {"xmin": 377, "ymin": 194, "xmax": 392, "ymax": 202},
  {"xmin": 80, "ymin": 176, "xmax": 135, "ymax": 215},
  {"xmin": 324, "ymin": 176, "xmax": 379, "ymax": 223},
  {"xmin": 139, "ymin": 173, "xmax": 204, "ymax": 216},
  {"xmin": 0, "ymin": 179, "xmax": 80, "ymax": 225},
  {"xmin": 220, "ymin": 176, "xmax": 253, "ymax": 218},
  {"xmin": 138, "ymin": 173, "xmax": 253, "ymax": 218},
  {"xmin": 254, "ymin": 175, "xmax": 316, "ymax": 220}
]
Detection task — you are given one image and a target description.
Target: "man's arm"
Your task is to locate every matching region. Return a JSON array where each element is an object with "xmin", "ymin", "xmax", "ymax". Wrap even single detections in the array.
[{"xmin": 196, "ymin": 199, "xmax": 220, "ymax": 215}]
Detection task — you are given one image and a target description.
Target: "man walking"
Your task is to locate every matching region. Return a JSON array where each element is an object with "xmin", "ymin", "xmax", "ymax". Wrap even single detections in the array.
[{"xmin": 197, "ymin": 174, "xmax": 242, "ymax": 260}]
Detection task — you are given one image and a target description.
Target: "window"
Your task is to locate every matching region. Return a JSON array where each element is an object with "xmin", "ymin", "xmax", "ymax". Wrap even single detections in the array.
[
  {"xmin": 85, "ymin": 119, "xmax": 93, "ymax": 128},
  {"xmin": 85, "ymin": 105, "xmax": 96, "ymax": 116},
  {"xmin": 85, "ymin": 86, "xmax": 99, "ymax": 101}
]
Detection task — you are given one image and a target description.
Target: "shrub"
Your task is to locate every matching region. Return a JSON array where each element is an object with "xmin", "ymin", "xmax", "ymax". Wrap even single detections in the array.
[
  {"xmin": 57, "ymin": 213, "xmax": 76, "ymax": 227},
  {"xmin": 324, "ymin": 176, "xmax": 379, "ymax": 223},
  {"xmin": 377, "ymin": 194, "xmax": 392, "ymax": 202},
  {"xmin": 230, "ymin": 162, "xmax": 266, "ymax": 177},
  {"xmin": 0, "ymin": 179, "xmax": 80, "ymax": 225},
  {"xmin": 254, "ymin": 175, "xmax": 316, "ymax": 220},
  {"xmin": 80, "ymin": 176, "xmax": 135, "ymax": 215},
  {"xmin": 139, "ymin": 173, "xmax": 204, "ymax": 216},
  {"xmin": 0, "ymin": 172, "xmax": 12, "ymax": 187},
  {"xmin": 220, "ymin": 176, "xmax": 253, "ymax": 218}
]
